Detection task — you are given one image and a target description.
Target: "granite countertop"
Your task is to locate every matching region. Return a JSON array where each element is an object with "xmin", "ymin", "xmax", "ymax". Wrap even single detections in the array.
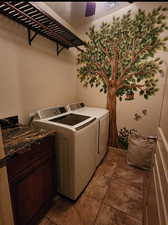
[{"xmin": 2, "ymin": 125, "xmax": 56, "ymax": 157}]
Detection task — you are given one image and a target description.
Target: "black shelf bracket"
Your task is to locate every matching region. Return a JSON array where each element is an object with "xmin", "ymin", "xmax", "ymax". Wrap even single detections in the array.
[
  {"xmin": 27, "ymin": 28, "xmax": 39, "ymax": 46},
  {"xmin": 56, "ymin": 43, "xmax": 66, "ymax": 56}
]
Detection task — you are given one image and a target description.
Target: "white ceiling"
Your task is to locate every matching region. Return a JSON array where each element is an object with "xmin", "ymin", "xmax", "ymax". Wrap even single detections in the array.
[{"xmin": 45, "ymin": 2, "xmax": 131, "ymax": 27}]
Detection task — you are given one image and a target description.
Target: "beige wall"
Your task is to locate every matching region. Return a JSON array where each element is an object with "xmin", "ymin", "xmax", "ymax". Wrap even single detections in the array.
[
  {"xmin": 0, "ymin": 13, "xmax": 77, "ymax": 123},
  {"xmin": 0, "ymin": 2, "xmax": 168, "ymax": 136},
  {"xmin": 76, "ymin": 2, "xmax": 168, "ymax": 136}
]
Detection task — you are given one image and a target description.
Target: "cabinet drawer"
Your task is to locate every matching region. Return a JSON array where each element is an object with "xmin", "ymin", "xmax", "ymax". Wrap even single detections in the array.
[
  {"xmin": 31, "ymin": 135, "xmax": 54, "ymax": 158},
  {"xmin": 7, "ymin": 136, "xmax": 55, "ymax": 181}
]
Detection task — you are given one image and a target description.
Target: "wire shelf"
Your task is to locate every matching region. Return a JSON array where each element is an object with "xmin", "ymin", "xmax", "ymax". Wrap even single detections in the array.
[{"xmin": 0, "ymin": 1, "xmax": 85, "ymax": 54}]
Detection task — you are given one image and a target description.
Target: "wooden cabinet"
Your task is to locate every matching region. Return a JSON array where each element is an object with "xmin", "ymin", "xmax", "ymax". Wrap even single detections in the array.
[{"xmin": 7, "ymin": 136, "xmax": 55, "ymax": 225}]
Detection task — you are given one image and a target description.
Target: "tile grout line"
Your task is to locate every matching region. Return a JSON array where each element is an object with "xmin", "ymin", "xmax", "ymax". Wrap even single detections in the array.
[
  {"xmin": 102, "ymin": 199, "xmax": 143, "ymax": 223},
  {"xmin": 109, "ymin": 176, "xmax": 144, "ymax": 197},
  {"xmin": 111, "ymin": 177, "xmax": 143, "ymax": 199},
  {"xmin": 92, "ymin": 181, "xmax": 112, "ymax": 225},
  {"xmin": 46, "ymin": 216, "xmax": 59, "ymax": 225},
  {"xmin": 73, "ymin": 204, "xmax": 86, "ymax": 225},
  {"xmin": 106, "ymin": 204, "xmax": 142, "ymax": 224},
  {"xmin": 46, "ymin": 214, "xmax": 59, "ymax": 225}
]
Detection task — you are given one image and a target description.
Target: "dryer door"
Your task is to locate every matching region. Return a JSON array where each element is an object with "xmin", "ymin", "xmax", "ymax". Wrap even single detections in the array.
[{"xmin": 97, "ymin": 114, "xmax": 109, "ymax": 166}]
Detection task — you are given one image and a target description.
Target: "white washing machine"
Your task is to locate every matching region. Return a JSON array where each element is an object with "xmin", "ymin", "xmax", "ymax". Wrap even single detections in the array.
[
  {"xmin": 31, "ymin": 106, "xmax": 97, "ymax": 200},
  {"xmin": 67, "ymin": 103, "xmax": 109, "ymax": 166}
]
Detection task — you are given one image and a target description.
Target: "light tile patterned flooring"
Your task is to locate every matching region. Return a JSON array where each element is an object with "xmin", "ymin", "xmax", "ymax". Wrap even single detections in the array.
[{"xmin": 39, "ymin": 148, "xmax": 149, "ymax": 225}]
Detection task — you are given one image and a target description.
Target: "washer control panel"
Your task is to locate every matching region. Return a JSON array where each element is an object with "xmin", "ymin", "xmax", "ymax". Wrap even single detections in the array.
[{"xmin": 38, "ymin": 106, "xmax": 67, "ymax": 119}]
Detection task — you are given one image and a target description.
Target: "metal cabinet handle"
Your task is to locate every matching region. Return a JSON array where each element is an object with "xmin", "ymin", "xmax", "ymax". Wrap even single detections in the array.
[{"xmin": 36, "ymin": 141, "xmax": 41, "ymax": 145}]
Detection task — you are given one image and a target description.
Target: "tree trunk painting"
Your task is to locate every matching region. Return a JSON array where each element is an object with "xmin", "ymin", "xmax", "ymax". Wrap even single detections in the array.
[
  {"xmin": 77, "ymin": 6, "xmax": 168, "ymax": 147},
  {"xmin": 107, "ymin": 90, "xmax": 118, "ymax": 147}
]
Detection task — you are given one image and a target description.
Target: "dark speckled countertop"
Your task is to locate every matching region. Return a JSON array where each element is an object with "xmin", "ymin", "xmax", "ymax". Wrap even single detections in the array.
[{"xmin": 2, "ymin": 125, "xmax": 56, "ymax": 157}]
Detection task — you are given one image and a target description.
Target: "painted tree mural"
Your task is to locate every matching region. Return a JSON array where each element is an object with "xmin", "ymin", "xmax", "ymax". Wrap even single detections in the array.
[{"xmin": 77, "ymin": 6, "xmax": 168, "ymax": 147}]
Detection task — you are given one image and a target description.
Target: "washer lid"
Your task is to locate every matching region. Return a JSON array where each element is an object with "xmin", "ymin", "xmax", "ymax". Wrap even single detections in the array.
[
  {"xmin": 49, "ymin": 113, "xmax": 90, "ymax": 126},
  {"xmin": 72, "ymin": 107, "xmax": 109, "ymax": 118}
]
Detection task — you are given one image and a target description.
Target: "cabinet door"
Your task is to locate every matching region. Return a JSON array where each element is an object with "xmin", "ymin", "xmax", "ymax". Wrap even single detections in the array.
[
  {"xmin": 145, "ymin": 173, "xmax": 160, "ymax": 225},
  {"xmin": 10, "ymin": 158, "xmax": 54, "ymax": 225}
]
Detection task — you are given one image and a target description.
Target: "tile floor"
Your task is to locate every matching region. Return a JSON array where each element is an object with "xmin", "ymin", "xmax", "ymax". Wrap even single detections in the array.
[{"xmin": 39, "ymin": 148, "xmax": 149, "ymax": 225}]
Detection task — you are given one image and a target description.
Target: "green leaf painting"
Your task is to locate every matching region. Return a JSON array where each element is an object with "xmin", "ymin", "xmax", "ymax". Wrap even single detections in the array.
[{"xmin": 77, "ymin": 6, "xmax": 168, "ymax": 147}]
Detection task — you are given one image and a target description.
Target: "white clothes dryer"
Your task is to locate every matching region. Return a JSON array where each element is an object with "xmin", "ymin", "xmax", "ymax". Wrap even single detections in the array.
[{"xmin": 67, "ymin": 103, "xmax": 109, "ymax": 166}]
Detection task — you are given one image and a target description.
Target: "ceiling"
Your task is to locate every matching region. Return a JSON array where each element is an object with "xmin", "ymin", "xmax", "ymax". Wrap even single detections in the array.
[{"xmin": 45, "ymin": 2, "xmax": 131, "ymax": 27}]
